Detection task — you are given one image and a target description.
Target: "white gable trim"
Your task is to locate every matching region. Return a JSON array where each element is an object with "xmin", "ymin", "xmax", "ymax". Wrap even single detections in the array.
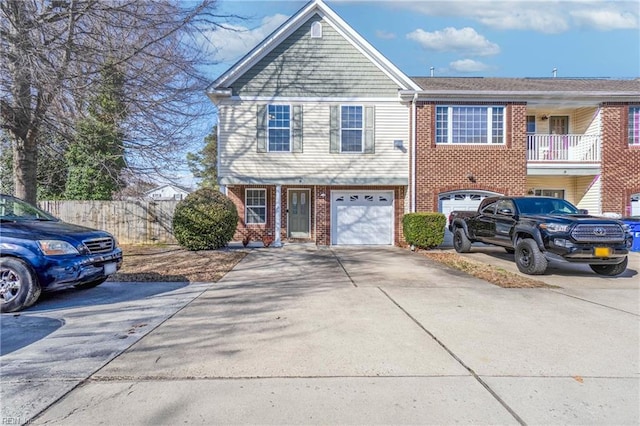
[{"xmin": 208, "ymin": 0, "xmax": 419, "ymax": 93}]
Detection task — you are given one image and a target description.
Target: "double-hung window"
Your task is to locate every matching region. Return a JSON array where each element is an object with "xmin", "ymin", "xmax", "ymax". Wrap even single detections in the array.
[
  {"xmin": 245, "ymin": 189, "xmax": 266, "ymax": 224},
  {"xmin": 629, "ymin": 106, "xmax": 640, "ymax": 146},
  {"xmin": 526, "ymin": 115, "xmax": 536, "ymax": 134},
  {"xmin": 341, "ymin": 105, "xmax": 363, "ymax": 152},
  {"xmin": 268, "ymin": 105, "xmax": 291, "ymax": 152},
  {"xmin": 436, "ymin": 106, "xmax": 505, "ymax": 144}
]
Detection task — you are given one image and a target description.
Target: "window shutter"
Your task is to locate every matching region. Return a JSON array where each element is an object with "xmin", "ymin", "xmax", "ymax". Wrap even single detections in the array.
[
  {"xmin": 256, "ymin": 105, "xmax": 267, "ymax": 153},
  {"xmin": 330, "ymin": 105, "xmax": 339, "ymax": 153},
  {"xmin": 364, "ymin": 106, "xmax": 375, "ymax": 154},
  {"xmin": 292, "ymin": 105, "xmax": 303, "ymax": 153}
]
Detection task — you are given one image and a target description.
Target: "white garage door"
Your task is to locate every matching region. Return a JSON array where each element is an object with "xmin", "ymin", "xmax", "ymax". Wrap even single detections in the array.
[
  {"xmin": 439, "ymin": 191, "xmax": 501, "ymax": 225},
  {"xmin": 332, "ymin": 191, "xmax": 393, "ymax": 245}
]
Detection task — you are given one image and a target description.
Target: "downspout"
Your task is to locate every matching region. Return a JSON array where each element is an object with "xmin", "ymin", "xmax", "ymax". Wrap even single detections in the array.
[{"xmin": 411, "ymin": 92, "xmax": 418, "ymax": 212}]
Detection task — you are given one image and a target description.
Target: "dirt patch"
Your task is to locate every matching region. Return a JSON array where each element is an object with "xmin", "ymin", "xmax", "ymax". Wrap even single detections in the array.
[
  {"xmin": 108, "ymin": 245, "xmax": 247, "ymax": 282},
  {"xmin": 420, "ymin": 250, "xmax": 555, "ymax": 288}
]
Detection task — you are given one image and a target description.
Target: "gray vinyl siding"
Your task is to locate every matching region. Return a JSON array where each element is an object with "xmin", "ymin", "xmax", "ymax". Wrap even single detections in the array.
[
  {"xmin": 217, "ymin": 101, "xmax": 409, "ymax": 185},
  {"xmin": 232, "ymin": 14, "xmax": 401, "ymax": 98}
]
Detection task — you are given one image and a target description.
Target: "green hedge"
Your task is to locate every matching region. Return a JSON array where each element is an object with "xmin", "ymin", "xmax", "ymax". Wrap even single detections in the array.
[
  {"xmin": 402, "ymin": 212, "xmax": 446, "ymax": 249},
  {"xmin": 172, "ymin": 188, "xmax": 238, "ymax": 250}
]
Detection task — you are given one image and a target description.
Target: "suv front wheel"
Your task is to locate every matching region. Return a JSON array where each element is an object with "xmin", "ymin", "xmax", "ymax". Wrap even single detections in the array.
[{"xmin": 0, "ymin": 258, "xmax": 42, "ymax": 313}]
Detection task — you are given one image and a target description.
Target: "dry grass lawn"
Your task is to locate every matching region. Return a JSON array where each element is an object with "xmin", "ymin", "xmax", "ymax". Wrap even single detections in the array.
[
  {"xmin": 108, "ymin": 245, "xmax": 246, "ymax": 282},
  {"xmin": 420, "ymin": 250, "xmax": 555, "ymax": 288}
]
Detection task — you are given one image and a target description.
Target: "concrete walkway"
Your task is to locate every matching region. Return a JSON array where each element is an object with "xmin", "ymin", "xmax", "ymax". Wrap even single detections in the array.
[{"xmin": 31, "ymin": 245, "xmax": 640, "ymax": 425}]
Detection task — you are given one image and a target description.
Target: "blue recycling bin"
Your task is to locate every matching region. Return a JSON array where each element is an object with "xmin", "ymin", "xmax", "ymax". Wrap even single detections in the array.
[{"xmin": 622, "ymin": 218, "xmax": 640, "ymax": 252}]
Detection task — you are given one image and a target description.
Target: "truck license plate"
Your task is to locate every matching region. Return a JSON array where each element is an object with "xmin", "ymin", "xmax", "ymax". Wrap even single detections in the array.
[
  {"xmin": 103, "ymin": 262, "xmax": 117, "ymax": 275},
  {"xmin": 594, "ymin": 247, "xmax": 611, "ymax": 257}
]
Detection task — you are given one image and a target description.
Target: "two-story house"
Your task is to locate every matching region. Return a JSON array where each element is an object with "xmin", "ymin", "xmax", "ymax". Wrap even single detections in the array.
[
  {"xmin": 406, "ymin": 78, "xmax": 640, "ymax": 222},
  {"xmin": 209, "ymin": 0, "xmax": 640, "ymax": 247},
  {"xmin": 207, "ymin": 0, "xmax": 420, "ymax": 246}
]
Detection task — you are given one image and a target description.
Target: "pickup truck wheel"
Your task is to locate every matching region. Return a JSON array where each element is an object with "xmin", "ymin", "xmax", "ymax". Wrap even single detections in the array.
[
  {"xmin": 589, "ymin": 257, "xmax": 628, "ymax": 276},
  {"xmin": 515, "ymin": 239, "xmax": 548, "ymax": 275},
  {"xmin": 453, "ymin": 228, "xmax": 472, "ymax": 253},
  {"xmin": 0, "ymin": 258, "xmax": 42, "ymax": 313},
  {"xmin": 74, "ymin": 277, "xmax": 108, "ymax": 290}
]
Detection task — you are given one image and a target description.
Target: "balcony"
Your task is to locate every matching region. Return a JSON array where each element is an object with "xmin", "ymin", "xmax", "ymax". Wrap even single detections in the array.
[{"xmin": 527, "ymin": 134, "xmax": 601, "ymax": 163}]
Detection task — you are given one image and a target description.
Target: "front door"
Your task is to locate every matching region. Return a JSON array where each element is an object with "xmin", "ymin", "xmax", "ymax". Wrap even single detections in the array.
[{"xmin": 288, "ymin": 189, "xmax": 310, "ymax": 238}]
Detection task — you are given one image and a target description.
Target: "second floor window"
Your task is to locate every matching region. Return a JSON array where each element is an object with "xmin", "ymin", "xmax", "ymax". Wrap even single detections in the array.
[
  {"xmin": 526, "ymin": 115, "xmax": 536, "ymax": 134},
  {"xmin": 629, "ymin": 106, "xmax": 640, "ymax": 146},
  {"xmin": 436, "ymin": 106, "xmax": 505, "ymax": 144},
  {"xmin": 341, "ymin": 105, "xmax": 363, "ymax": 152},
  {"xmin": 268, "ymin": 105, "xmax": 290, "ymax": 152}
]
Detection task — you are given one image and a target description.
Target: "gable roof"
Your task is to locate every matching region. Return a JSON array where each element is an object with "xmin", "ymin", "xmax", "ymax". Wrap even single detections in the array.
[
  {"xmin": 208, "ymin": 0, "xmax": 420, "ymax": 98},
  {"xmin": 144, "ymin": 184, "xmax": 191, "ymax": 196},
  {"xmin": 406, "ymin": 77, "xmax": 640, "ymax": 103}
]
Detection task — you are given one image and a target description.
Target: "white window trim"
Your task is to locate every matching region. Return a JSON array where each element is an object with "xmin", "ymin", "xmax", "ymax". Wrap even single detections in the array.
[
  {"xmin": 310, "ymin": 21, "xmax": 322, "ymax": 38},
  {"xmin": 245, "ymin": 188, "xmax": 267, "ymax": 225},
  {"xmin": 436, "ymin": 105, "xmax": 505, "ymax": 145},
  {"xmin": 267, "ymin": 104, "xmax": 292, "ymax": 153},
  {"xmin": 340, "ymin": 104, "xmax": 364, "ymax": 153},
  {"xmin": 629, "ymin": 106, "xmax": 640, "ymax": 146}
]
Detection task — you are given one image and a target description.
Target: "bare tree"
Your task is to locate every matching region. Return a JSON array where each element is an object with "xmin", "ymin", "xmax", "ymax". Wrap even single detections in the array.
[{"xmin": 1, "ymin": 0, "xmax": 232, "ymax": 203}]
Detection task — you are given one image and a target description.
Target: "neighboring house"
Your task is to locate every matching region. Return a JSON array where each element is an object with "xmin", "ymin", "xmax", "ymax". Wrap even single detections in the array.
[
  {"xmin": 208, "ymin": 0, "xmax": 640, "ymax": 247},
  {"xmin": 145, "ymin": 184, "xmax": 191, "ymax": 201},
  {"xmin": 408, "ymin": 78, "xmax": 640, "ymax": 221},
  {"xmin": 207, "ymin": 0, "xmax": 420, "ymax": 246}
]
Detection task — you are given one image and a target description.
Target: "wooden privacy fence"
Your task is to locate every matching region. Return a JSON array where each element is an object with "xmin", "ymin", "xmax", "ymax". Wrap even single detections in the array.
[{"xmin": 38, "ymin": 200, "xmax": 179, "ymax": 245}]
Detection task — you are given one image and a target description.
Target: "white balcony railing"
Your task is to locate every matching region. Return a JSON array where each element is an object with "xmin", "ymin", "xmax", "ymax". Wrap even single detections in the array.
[{"xmin": 527, "ymin": 134, "xmax": 601, "ymax": 162}]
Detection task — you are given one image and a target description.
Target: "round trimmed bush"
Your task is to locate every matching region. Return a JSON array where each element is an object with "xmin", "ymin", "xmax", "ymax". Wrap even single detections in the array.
[{"xmin": 172, "ymin": 188, "xmax": 238, "ymax": 250}]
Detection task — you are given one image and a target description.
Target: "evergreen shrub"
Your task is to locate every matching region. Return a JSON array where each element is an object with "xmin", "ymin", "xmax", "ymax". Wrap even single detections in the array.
[{"xmin": 172, "ymin": 188, "xmax": 238, "ymax": 250}]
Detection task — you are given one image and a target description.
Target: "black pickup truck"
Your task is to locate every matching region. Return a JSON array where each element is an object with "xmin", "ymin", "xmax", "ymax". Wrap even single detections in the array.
[{"xmin": 448, "ymin": 196, "xmax": 632, "ymax": 276}]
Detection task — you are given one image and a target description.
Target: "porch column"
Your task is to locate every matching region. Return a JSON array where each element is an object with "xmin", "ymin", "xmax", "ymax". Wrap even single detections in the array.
[{"xmin": 273, "ymin": 185, "xmax": 282, "ymax": 247}]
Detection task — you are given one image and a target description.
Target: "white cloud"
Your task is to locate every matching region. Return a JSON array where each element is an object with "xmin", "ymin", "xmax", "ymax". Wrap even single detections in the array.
[
  {"xmin": 201, "ymin": 14, "xmax": 289, "ymax": 63},
  {"xmin": 571, "ymin": 8, "xmax": 638, "ymax": 31},
  {"xmin": 376, "ymin": 29, "xmax": 397, "ymax": 40},
  {"xmin": 449, "ymin": 59, "xmax": 490, "ymax": 73},
  {"xmin": 407, "ymin": 27, "xmax": 500, "ymax": 56},
  {"xmin": 393, "ymin": 1, "xmax": 639, "ymax": 33}
]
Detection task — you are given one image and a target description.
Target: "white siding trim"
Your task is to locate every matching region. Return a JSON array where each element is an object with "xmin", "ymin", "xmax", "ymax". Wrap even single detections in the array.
[{"xmin": 228, "ymin": 96, "xmax": 402, "ymax": 103}]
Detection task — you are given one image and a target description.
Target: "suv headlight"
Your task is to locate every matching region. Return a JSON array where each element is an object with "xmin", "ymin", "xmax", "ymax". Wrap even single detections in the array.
[
  {"xmin": 540, "ymin": 222, "xmax": 570, "ymax": 233},
  {"xmin": 38, "ymin": 240, "xmax": 80, "ymax": 255}
]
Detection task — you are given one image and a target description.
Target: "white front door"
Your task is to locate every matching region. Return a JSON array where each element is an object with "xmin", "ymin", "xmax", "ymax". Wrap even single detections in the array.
[{"xmin": 331, "ymin": 191, "xmax": 394, "ymax": 245}]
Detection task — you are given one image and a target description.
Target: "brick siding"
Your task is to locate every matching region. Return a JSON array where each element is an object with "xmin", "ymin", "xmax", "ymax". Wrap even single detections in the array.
[
  {"xmin": 413, "ymin": 102, "xmax": 528, "ymax": 212},
  {"xmin": 600, "ymin": 103, "xmax": 640, "ymax": 215},
  {"xmin": 227, "ymin": 185, "xmax": 406, "ymax": 246}
]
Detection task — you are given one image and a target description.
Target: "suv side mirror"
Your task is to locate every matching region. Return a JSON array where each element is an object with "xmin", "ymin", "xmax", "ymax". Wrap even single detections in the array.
[
  {"xmin": 498, "ymin": 208, "xmax": 513, "ymax": 216},
  {"xmin": 579, "ymin": 209, "xmax": 588, "ymax": 215}
]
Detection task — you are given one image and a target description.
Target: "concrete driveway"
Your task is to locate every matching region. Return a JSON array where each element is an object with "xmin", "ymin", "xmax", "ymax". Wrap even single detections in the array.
[{"xmin": 4, "ymin": 245, "xmax": 639, "ymax": 425}]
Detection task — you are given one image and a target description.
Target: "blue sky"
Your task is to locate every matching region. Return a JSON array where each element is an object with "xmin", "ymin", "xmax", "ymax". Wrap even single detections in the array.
[{"xmin": 204, "ymin": 0, "xmax": 640, "ymax": 80}]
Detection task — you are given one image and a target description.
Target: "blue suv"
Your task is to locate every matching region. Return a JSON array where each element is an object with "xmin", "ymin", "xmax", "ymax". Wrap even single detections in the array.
[{"xmin": 0, "ymin": 194, "xmax": 123, "ymax": 313}]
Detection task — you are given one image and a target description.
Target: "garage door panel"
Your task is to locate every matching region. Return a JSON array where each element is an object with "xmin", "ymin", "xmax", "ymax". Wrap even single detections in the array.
[
  {"xmin": 333, "ymin": 191, "xmax": 393, "ymax": 245},
  {"xmin": 439, "ymin": 191, "xmax": 502, "ymax": 225}
]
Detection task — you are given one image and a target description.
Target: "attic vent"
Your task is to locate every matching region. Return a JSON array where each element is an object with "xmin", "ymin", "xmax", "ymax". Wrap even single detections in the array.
[{"xmin": 310, "ymin": 21, "xmax": 322, "ymax": 38}]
